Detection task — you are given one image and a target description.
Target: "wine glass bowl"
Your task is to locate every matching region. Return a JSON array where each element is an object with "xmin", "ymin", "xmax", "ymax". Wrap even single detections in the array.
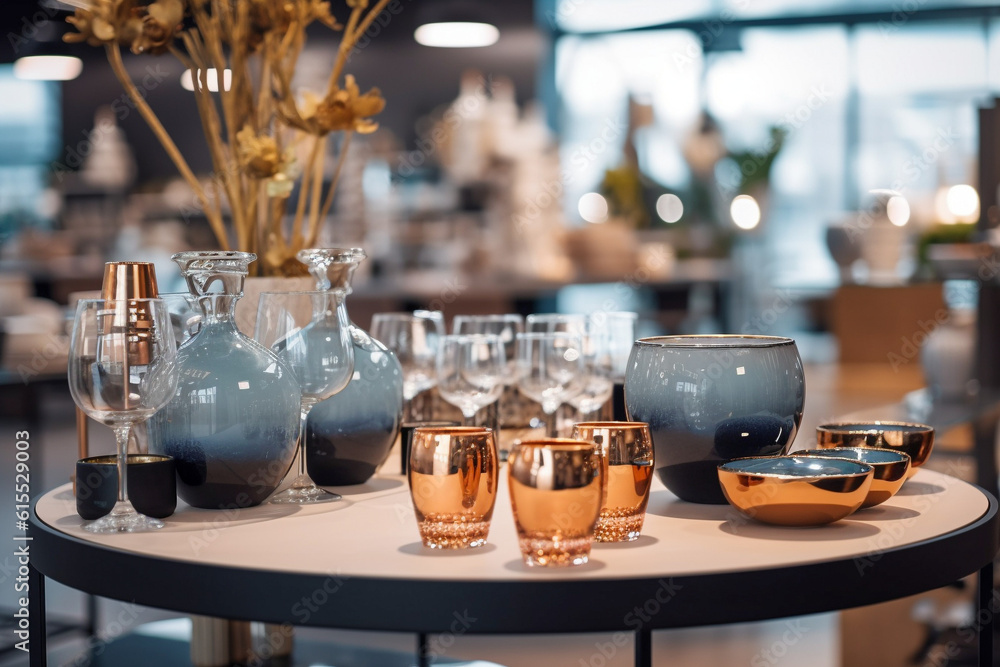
[
  {"xmin": 624, "ymin": 335, "xmax": 805, "ymax": 505},
  {"xmin": 372, "ymin": 311, "xmax": 445, "ymax": 407},
  {"xmin": 436, "ymin": 334, "xmax": 505, "ymax": 422},
  {"xmin": 515, "ymin": 332, "xmax": 584, "ymax": 436},
  {"xmin": 68, "ymin": 298, "xmax": 178, "ymax": 533}
]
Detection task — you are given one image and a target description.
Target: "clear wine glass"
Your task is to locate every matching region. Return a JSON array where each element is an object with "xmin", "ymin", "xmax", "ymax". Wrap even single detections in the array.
[
  {"xmin": 452, "ymin": 314, "xmax": 523, "ymax": 374},
  {"xmin": 371, "ymin": 310, "xmax": 444, "ymax": 418},
  {"xmin": 528, "ymin": 313, "xmax": 613, "ymax": 419},
  {"xmin": 436, "ymin": 334, "xmax": 506, "ymax": 424},
  {"xmin": 567, "ymin": 318, "xmax": 614, "ymax": 418},
  {"xmin": 255, "ymin": 291, "xmax": 355, "ymax": 504},
  {"xmin": 525, "ymin": 313, "xmax": 587, "ymax": 336},
  {"xmin": 515, "ymin": 332, "xmax": 584, "ymax": 437},
  {"xmin": 68, "ymin": 298, "xmax": 178, "ymax": 533},
  {"xmin": 598, "ymin": 311, "xmax": 638, "ymax": 384}
]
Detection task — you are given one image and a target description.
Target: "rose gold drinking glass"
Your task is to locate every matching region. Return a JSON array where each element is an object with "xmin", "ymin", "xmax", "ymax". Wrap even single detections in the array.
[
  {"xmin": 573, "ymin": 421, "xmax": 654, "ymax": 542},
  {"xmin": 507, "ymin": 438, "xmax": 604, "ymax": 567},
  {"xmin": 408, "ymin": 426, "xmax": 499, "ymax": 549}
]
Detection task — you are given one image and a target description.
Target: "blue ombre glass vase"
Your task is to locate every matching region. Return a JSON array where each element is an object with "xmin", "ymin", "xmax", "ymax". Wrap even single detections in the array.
[
  {"xmin": 298, "ymin": 248, "xmax": 404, "ymax": 485},
  {"xmin": 148, "ymin": 251, "xmax": 300, "ymax": 509}
]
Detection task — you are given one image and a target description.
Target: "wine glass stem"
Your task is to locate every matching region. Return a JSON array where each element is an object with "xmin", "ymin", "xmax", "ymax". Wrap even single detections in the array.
[
  {"xmin": 462, "ymin": 410, "xmax": 477, "ymax": 426},
  {"xmin": 545, "ymin": 408, "xmax": 558, "ymax": 437},
  {"xmin": 295, "ymin": 405, "xmax": 312, "ymax": 480},
  {"xmin": 112, "ymin": 424, "xmax": 132, "ymax": 504}
]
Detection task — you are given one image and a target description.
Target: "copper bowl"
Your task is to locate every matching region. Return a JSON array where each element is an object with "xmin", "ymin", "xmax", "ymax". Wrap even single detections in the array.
[
  {"xmin": 717, "ymin": 456, "xmax": 873, "ymax": 526},
  {"xmin": 795, "ymin": 447, "xmax": 910, "ymax": 508},
  {"xmin": 816, "ymin": 421, "xmax": 933, "ymax": 477}
]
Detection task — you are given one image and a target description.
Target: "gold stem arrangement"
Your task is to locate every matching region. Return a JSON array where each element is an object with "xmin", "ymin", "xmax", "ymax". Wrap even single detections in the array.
[
  {"xmin": 68, "ymin": 0, "xmax": 393, "ymax": 275},
  {"xmin": 105, "ymin": 42, "xmax": 229, "ymax": 248}
]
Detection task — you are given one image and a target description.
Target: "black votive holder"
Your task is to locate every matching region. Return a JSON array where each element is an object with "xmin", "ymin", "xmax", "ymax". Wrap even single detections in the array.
[{"xmin": 76, "ymin": 454, "xmax": 177, "ymax": 520}]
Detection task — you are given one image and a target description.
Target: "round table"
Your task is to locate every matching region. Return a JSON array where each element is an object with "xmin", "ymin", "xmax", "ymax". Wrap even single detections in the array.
[{"xmin": 29, "ymin": 468, "xmax": 999, "ymax": 667}]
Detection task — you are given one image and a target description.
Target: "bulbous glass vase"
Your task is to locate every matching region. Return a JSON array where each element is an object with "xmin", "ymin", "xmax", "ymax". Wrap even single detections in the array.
[
  {"xmin": 298, "ymin": 248, "xmax": 404, "ymax": 485},
  {"xmin": 148, "ymin": 251, "xmax": 300, "ymax": 509}
]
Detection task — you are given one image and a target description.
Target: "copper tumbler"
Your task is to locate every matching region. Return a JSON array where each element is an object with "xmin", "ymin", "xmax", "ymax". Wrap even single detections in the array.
[
  {"xmin": 573, "ymin": 421, "xmax": 654, "ymax": 542},
  {"xmin": 507, "ymin": 438, "xmax": 604, "ymax": 567},
  {"xmin": 408, "ymin": 426, "xmax": 498, "ymax": 549}
]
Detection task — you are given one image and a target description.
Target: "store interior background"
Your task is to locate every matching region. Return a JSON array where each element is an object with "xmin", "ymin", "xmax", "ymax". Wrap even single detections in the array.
[{"xmin": 1, "ymin": 0, "xmax": 999, "ymax": 665}]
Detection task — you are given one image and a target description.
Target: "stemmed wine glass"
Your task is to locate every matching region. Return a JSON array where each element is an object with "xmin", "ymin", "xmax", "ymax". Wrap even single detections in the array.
[
  {"xmin": 371, "ymin": 311, "xmax": 444, "ymax": 420},
  {"xmin": 255, "ymin": 291, "xmax": 354, "ymax": 504},
  {"xmin": 453, "ymin": 314, "xmax": 522, "ymax": 372},
  {"xmin": 68, "ymin": 298, "xmax": 178, "ymax": 533},
  {"xmin": 566, "ymin": 319, "xmax": 614, "ymax": 419},
  {"xmin": 515, "ymin": 332, "xmax": 584, "ymax": 437},
  {"xmin": 527, "ymin": 313, "xmax": 613, "ymax": 420},
  {"xmin": 436, "ymin": 334, "xmax": 506, "ymax": 424}
]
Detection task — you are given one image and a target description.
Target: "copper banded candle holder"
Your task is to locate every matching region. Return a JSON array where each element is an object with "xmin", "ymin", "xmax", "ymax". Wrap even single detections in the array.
[
  {"xmin": 507, "ymin": 438, "xmax": 604, "ymax": 567},
  {"xmin": 102, "ymin": 261, "xmax": 159, "ymax": 302},
  {"xmin": 408, "ymin": 426, "xmax": 498, "ymax": 549},
  {"xmin": 572, "ymin": 421, "xmax": 654, "ymax": 542}
]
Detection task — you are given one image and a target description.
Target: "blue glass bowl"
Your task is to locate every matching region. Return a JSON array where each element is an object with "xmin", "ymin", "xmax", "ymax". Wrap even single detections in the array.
[{"xmin": 624, "ymin": 335, "xmax": 805, "ymax": 504}]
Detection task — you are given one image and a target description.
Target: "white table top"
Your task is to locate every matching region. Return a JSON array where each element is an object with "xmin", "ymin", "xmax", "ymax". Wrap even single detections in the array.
[{"xmin": 35, "ymin": 467, "xmax": 989, "ymax": 583}]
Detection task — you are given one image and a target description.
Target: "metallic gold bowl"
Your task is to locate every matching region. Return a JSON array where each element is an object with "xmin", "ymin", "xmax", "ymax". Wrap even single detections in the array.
[
  {"xmin": 816, "ymin": 421, "xmax": 933, "ymax": 477},
  {"xmin": 795, "ymin": 447, "xmax": 910, "ymax": 508},
  {"xmin": 717, "ymin": 456, "xmax": 873, "ymax": 526}
]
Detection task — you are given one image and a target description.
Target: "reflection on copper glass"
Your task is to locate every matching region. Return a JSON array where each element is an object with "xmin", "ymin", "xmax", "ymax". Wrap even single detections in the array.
[
  {"xmin": 573, "ymin": 421, "xmax": 654, "ymax": 542},
  {"xmin": 408, "ymin": 426, "xmax": 498, "ymax": 549},
  {"xmin": 507, "ymin": 439, "xmax": 603, "ymax": 566},
  {"xmin": 816, "ymin": 421, "xmax": 933, "ymax": 478},
  {"xmin": 717, "ymin": 455, "xmax": 873, "ymax": 526}
]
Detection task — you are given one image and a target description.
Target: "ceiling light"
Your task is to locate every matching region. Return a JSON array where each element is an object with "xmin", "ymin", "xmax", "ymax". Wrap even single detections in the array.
[
  {"xmin": 656, "ymin": 194, "xmax": 683, "ymax": 223},
  {"xmin": 730, "ymin": 194, "xmax": 760, "ymax": 230},
  {"xmin": 578, "ymin": 192, "xmax": 609, "ymax": 223},
  {"xmin": 14, "ymin": 55, "xmax": 82, "ymax": 81},
  {"xmin": 414, "ymin": 22, "xmax": 499, "ymax": 48},
  {"xmin": 886, "ymin": 195, "xmax": 910, "ymax": 227},
  {"xmin": 181, "ymin": 68, "xmax": 232, "ymax": 92}
]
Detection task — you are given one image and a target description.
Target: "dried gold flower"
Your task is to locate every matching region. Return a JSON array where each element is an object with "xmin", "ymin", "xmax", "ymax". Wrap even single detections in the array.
[
  {"xmin": 64, "ymin": 0, "xmax": 141, "ymax": 48},
  {"xmin": 236, "ymin": 126, "xmax": 282, "ymax": 178},
  {"xmin": 248, "ymin": 0, "xmax": 340, "ymax": 50},
  {"xmin": 131, "ymin": 0, "xmax": 184, "ymax": 55},
  {"xmin": 312, "ymin": 75, "xmax": 384, "ymax": 135}
]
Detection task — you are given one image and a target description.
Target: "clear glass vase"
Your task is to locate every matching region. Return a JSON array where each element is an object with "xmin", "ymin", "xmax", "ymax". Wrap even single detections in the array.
[
  {"xmin": 298, "ymin": 248, "xmax": 404, "ymax": 484},
  {"xmin": 148, "ymin": 251, "xmax": 301, "ymax": 509}
]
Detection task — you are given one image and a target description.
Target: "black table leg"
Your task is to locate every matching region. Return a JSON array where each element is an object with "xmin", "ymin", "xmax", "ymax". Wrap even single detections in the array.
[
  {"xmin": 635, "ymin": 628, "xmax": 651, "ymax": 667},
  {"xmin": 84, "ymin": 593, "xmax": 98, "ymax": 637},
  {"xmin": 417, "ymin": 632, "xmax": 429, "ymax": 667},
  {"xmin": 978, "ymin": 560, "xmax": 994, "ymax": 667},
  {"xmin": 29, "ymin": 564, "xmax": 46, "ymax": 667}
]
